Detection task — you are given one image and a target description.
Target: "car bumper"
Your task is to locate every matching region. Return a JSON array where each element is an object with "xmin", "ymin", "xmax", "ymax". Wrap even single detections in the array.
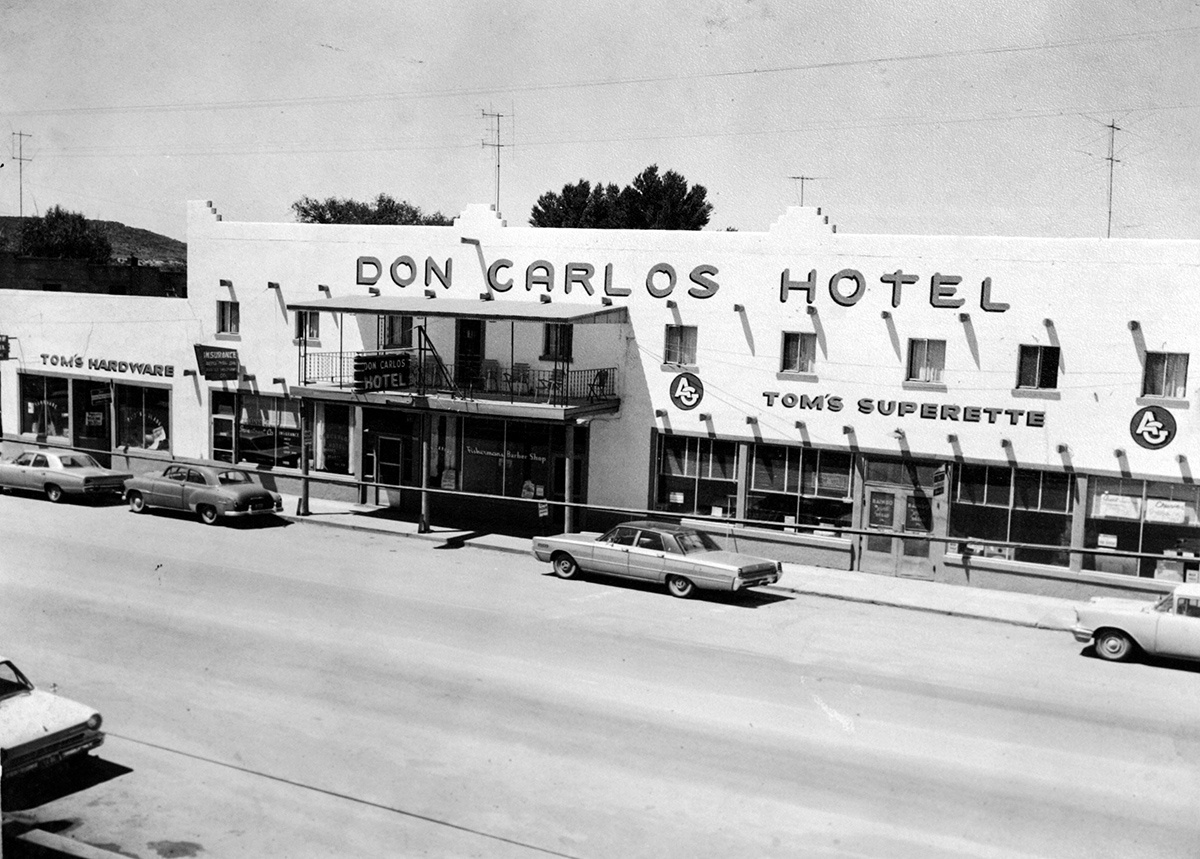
[
  {"xmin": 223, "ymin": 506, "xmax": 282, "ymax": 518},
  {"xmin": 3, "ymin": 732, "xmax": 105, "ymax": 780},
  {"xmin": 82, "ymin": 484, "xmax": 126, "ymax": 494},
  {"xmin": 732, "ymin": 571, "xmax": 782, "ymax": 590},
  {"xmin": 1070, "ymin": 626, "xmax": 1095, "ymax": 644}
]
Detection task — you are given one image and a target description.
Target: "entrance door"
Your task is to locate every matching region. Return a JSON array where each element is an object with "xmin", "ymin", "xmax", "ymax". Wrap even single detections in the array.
[
  {"xmin": 455, "ymin": 319, "xmax": 485, "ymax": 388},
  {"xmin": 373, "ymin": 435, "xmax": 415, "ymax": 505},
  {"xmin": 861, "ymin": 487, "xmax": 934, "ymax": 577},
  {"xmin": 72, "ymin": 380, "xmax": 112, "ymax": 466}
]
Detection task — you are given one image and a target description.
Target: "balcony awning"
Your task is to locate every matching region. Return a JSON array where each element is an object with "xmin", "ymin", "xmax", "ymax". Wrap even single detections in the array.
[{"xmin": 285, "ymin": 294, "xmax": 629, "ymax": 324}]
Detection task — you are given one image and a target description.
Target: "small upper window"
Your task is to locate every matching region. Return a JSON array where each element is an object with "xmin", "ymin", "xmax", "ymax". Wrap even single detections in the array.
[
  {"xmin": 1017, "ymin": 345, "xmax": 1060, "ymax": 390},
  {"xmin": 383, "ymin": 315, "xmax": 413, "ymax": 349},
  {"xmin": 906, "ymin": 339, "xmax": 946, "ymax": 383},
  {"xmin": 294, "ymin": 310, "xmax": 319, "ymax": 341},
  {"xmin": 664, "ymin": 325, "xmax": 698, "ymax": 366},
  {"xmin": 1142, "ymin": 352, "xmax": 1188, "ymax": 399},
  {"xmin": 217, "ymin": 300, "xmax": 240, "ymax": 335},
  {"xmin": 781, "ymin": 332, "xmax": 817, "ymax": 374},
  {"xmin": 542, "ymin": 323, "xmax": 574, "ymax": 362}
]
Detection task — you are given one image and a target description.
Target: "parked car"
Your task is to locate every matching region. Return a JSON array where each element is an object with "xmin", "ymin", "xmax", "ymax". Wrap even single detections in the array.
[
  {"xmin": 1072, "ymin": 583, "xmax": 1200, "ymax": 662},
  {"xmin": 0, "ymin": 657, "xmax": 104, "ymax": 781},
  {"xmin": 124, "ymin": 464, "xmax": 283, "ymax": 525},
  {"xmin": 532, "ymin": 520, "xmax": 782, "ymax": 598},
  {"xmin": 0, "ymin": 449, "xmax": 132, "ymax": 502}
]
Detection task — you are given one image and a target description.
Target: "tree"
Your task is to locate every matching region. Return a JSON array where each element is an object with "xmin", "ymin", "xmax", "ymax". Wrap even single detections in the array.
[
  {"xmin": 19, "ymin": 205, "xmax": 112, "ymax": 263},
  {"xmin": 291, "ymin": 193, "xmax": 451, "ymax": 226},
  {"xmin": 529, "ymin": 165, "xmax": 712, "ymax": 230}
]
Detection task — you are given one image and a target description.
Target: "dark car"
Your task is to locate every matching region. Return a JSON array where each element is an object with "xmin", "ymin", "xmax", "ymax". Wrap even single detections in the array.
[{"xmin": 124, "ymin": 464, "xmax": 283, "ymax": 525}]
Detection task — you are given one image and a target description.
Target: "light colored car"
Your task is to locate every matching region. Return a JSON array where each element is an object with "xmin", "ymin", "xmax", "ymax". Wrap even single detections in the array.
[
  {"xmin": 1072, "ymin": 583, "xmax": 1200, "ymax": 662},
  {"xmin": 124, "ymin": 463, "xmax": 283, "ymax": 525},
  {"xmin": 532, "ymin": 520, "xmax": 783, "ymax": 598},
  {"xmin": 0, "ymin": 657, "xmax": 104, "ymax": 781},
  {"xmin": 0, "ymin": 449, "xmax": 132, "ymax": 502}
]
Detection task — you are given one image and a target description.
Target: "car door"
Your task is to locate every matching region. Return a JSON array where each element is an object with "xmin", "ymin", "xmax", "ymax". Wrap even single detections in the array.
[
  {"xmin": 22, "ymin": 454, "xmax": 50, "ymax": 491},
  {"xmin": 1154, "ymin": 596, "xmax": 1200, "ymax": 660},
  {"xmin": 590, "ymin": 526, "xmax": 638, "ymax": 576},
  {"xmin": 150, "ymin": 465, "xmax": 188, "ymax": 508},
  {"xmin": 0, "ymin": 453, "xmax": 37, "ymax": 489},
  {"xmin": 627, "ymin": 529, "xmax": 669, "ymax": 582},
  {"xmin": 182, "ymin": 469, "xmax": 212, "ymax": 510}
]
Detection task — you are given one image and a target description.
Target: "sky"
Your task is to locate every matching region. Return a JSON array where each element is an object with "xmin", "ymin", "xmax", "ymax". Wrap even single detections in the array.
[{"xmin": 1, "ymin": 0, "xmax": 1198, "ymax": 243}]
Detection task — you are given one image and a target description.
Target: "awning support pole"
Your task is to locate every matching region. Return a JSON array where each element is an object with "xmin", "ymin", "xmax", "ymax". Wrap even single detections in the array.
[{"xmin": 419, "ymin": 413, "xmax": 431, "ymax": 533}]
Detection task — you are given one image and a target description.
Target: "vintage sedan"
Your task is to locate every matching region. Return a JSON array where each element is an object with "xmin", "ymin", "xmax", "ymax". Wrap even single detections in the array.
[
  {"xmin": 532, "ymin": 520, "xmax": 783, "ymax": 598},
  {"xmin": 1072, "ymin": 583, "xmax": 1200, "ymax": 662},
  {"xmin": 0, "ymin": 449, "xmax": 132, "ymax": 502},
  {"xmin": 0, "ymin": 657, "xmax": 104, "ymax": 781},
  {"xmin": 124, "ymin": 463, "xmax": 283, "ymax": 525}
]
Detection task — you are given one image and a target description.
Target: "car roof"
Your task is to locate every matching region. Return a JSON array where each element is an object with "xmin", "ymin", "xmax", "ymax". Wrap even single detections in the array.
[
  {"xmin": 1174, "ymin": 583, "xmax": 1200, "ymax": 599},
  {"xmin": 613, "ymin": 520, "xmax": 697, "ymax": 534}
]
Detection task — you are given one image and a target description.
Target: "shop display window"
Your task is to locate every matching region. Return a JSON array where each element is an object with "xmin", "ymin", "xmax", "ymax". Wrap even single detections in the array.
[
  {"xmin": 212, "ymin": 392, "xmax": 236, "ymax": 463},
  {"xmin": 950, "ymin": 465, "xmax": 1072, "ymax": 566},
  {"xmin": 19, "ymin": 374, "xmax": 69, "ymax": 438},
  {"xmin": 317, "ymin": 403, "xmax": 351, "ymax": 474},
  {"xmin": 745, "ymin": 444, "xmax": 852, "ymax": 532},
  {"xmin": 116, "ymin": 384, "xmax": 170, "ymax": 451},
  {"xmin": 655, "ymin": 436, "xmax": 739, "ymax": 518},
  {"xmin": 237, "ymin": 394, "xmax": 300, "ymax": 468},
  {"xmin": 1083, "ymin": 477, "xmax": 1200, "ymax": 578}
]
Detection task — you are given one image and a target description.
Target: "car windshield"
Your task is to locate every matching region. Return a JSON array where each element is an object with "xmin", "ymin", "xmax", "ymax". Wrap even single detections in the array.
[
  {"xmin": 675, "ymin": 530, "xmax": 721, "ymax": 554},
  {"xmin": 0, "ymin": 661, "xmax": 33, "ymax": 699},
  {"xmin": 1154, "ymin": 595, "xmax": 1175, "ymax": 612},
  {"xmin": 217, "ymin": 470, "xmax": 251, "ymax": 485},
  {"xmin": 59, "ymin": 454, "xmax": 100, "ymax": 468}
]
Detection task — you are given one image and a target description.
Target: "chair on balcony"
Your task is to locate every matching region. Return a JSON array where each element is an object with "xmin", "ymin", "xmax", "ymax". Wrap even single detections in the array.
[
  {"xmin": 587, "ymin": 368, "xmax": 611, "ymax": 402},
  {"xmin": 504, "ymin": 363, "xmax": 532, "ymax": 397},
  {"xmin": 480, "ymin": 359, "xmax": 501, "ymax": 393},
  {"xmin": 538, "ymin": 368, "xmax": 566, "ymax": 404}
]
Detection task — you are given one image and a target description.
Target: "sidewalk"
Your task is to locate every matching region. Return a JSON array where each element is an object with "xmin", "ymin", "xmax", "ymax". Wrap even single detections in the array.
[{"xmin": 276, "ymin": 493, "xmax": 1080, "ymax": 632}]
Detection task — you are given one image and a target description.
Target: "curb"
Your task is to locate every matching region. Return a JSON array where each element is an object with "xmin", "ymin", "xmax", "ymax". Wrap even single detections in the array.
[
  {"xmin": 283, "ymin": 512, "xmax": 1076, "ymax": 631},
  {"xmin": 8, "ymin": 829, "xmax": 129, "ymax": 859}
]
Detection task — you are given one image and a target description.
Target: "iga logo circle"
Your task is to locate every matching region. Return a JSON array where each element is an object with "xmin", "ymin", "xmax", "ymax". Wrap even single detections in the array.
[
  {"xmin": 1129, "ymin": 405, "xmax": 1176, "ymax": 450},
  {"xmin": 669, "ymin": 372, "xmax": 704, "ymax": 410}
]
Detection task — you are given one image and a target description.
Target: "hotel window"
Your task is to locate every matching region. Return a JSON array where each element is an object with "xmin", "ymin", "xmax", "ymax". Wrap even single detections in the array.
[
  {"xmin": 541, "ymin": 323, "xmax": 574, "ymax": 362},
  {"xmin": 781, "ymin": 332, "xmax": 817, "ymax": 374},
  {"xmin": 950, "ymin": 465, "xmax": 1073, "ymax": 566},
  {"xmin": 1142, "ymin": 352, "xmax": 1188, "ymax": 399},
  {"xmin": 906, "ymin": 339, "xmax": 945, "ymax": 383},
  {"xmin": 664, "ymin": 325, "xmax": 698, "ymax": 366},
  {"xmin": 294, "ymin": 310, "xmax": 319, "ymax": 341},
  {"xmin": 383, "ymin": 314, "xmax": 413, "ymax": 349},
  {"xmin": 19, "ymin": 374, "xmax": 69, "ymax": 437},
  {"xmin": 745, "ymin": 444, "xmax": 853, "ymax": 532},
  {"xmin": 217, "ymin": 299, "xmax": 240, "ymax": 335},
  {"xmin": 1083, "ymin": 478, "xmax": 1200, "ymax": 578},
  {"xmin": 1017, "ymin": 345, "xmax": 1060, "ymax": 389},
  {"xmin": 116, "ymin": 384, "xmax": 171, "ymax": 451},
  {"xmin": 654, "ymin": 436, "xmax": 739, "ymax": 518}
]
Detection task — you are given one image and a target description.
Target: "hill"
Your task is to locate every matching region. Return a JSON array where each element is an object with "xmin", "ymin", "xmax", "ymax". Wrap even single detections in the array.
[{"xmin": 0, "ymin": 215, "xmax": 187, "ymax": 269}]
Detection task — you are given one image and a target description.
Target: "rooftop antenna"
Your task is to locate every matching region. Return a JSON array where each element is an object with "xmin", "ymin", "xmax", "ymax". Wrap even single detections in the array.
[
  {"xmin": 12, "ymin": 131, "xmax": 32, "ymax": 218},
  {"xmin": 787, "ymin": 175, "xmax": 820, "ymax": 207},
  {"xmin": 482, "ymin": 110, "xmax": 508, "ymax": 217},
  {"xmin": 1104, "ymin": 119, "xmax": 1121, "ymax": 239}
]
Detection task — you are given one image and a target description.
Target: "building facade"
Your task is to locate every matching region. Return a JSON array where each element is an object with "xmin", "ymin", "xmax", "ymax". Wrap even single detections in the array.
[{"xmin": 3, "ymin": 199, "xmax": 1199, "ymax": 599}]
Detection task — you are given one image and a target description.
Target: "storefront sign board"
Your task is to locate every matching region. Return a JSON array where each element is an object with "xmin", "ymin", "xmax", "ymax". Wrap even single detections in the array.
[{"xmin": 194, "ymin": 345, "xmax": 240, "ymax": 381}]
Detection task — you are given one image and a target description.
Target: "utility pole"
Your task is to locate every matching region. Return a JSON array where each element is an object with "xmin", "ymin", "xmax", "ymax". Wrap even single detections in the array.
[
  {"xmin": 12, "ymin": 131, "xmax": 32, "ymax": 218},
  {"xmin": 1105, "ymin": 120, "xmax": 1121, "ymax": 239},
  {"xmin": 787, "ymin": 175, "xmax": 819, "ymax": 207},
  {"xmin": 481, "ymin": 110, "xmax": 507, "ymax": 216}
]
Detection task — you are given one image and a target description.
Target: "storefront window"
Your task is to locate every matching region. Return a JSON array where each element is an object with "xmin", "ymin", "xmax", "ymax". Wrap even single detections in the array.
[
  {"xmin": 461, "ymin": 419, "xmax": 506, "ymax": 496},
  {"xmin": 950, "ymin": 465, "xmax": 1072, "ymax": 566},
  {"xmin": 745, "ymin": 444, "xmax": 852, "ymax": 531},
  {"xmin": 1083, "ymin": 477, "xmax": 1200, "ymax": 578},
  {"xmin": 503, "ymin": 422, "xmax": 551, "ymax": 499},
  {"xmin": 238, "ymin": 394, "xmax": 300, "ymax": 468},
  {"xmin": 317, "ymin": 403, "xmax": 351, "ymax": 474},
  {"xmin": 20, "ymin": 374, "xmax": 69, "ymax": 438},
  {"xmin": 655, "ymin": 436, "xmax": 738, "ymax": 518},
  {"xmin": 116, "ymin": 384, "xmax": 170, "ymax": 451}
]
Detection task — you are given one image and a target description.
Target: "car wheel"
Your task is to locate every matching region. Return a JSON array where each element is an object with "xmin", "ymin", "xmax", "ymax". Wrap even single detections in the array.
[
  {"xmin": 1095, "ymin": 629, "xmax": 1134, "ymax": 662},
  {"xmin": 44, "ymin": 484, "xmax": 64, "ymax": 503},
  {"xmin": 127, "ymin": 491, "xmax": 146, "ymax": 514},
  {"xmin": 666, "ymin": 575, "xmax": 695, "ymax": 599},
  {"xmin": 552, "ymin": 554, "xmax": 579, "ymax": 579},
  {"xmin": 198, "ymin": 505, "xmax": 220, "ymax": 526}
]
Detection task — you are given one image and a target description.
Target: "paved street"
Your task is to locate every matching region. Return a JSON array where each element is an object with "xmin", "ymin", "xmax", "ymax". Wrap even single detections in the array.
[{"xmin": 2, "ymin": 491, "xmax": 1198, "ymax": 859}]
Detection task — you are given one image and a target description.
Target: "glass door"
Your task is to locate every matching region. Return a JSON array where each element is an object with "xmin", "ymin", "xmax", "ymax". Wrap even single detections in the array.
[
  {"xmin": 72, "ymin": 380, "xmax": 113, "ymax": 466},
  {"xmin": 859, "ymin": 457, "xmax": 939, "ymax": 578}
]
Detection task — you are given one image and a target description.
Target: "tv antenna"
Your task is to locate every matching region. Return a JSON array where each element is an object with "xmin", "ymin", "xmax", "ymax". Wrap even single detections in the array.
[
  {"xmin": 12, "ymin": 132, "xmax": 32, "ymax": 218},
  {"xmin": 482, "ymin": 110, "xmax": 509, "ymax": 216},
  {"xmin": 1104, "ymin": 119, "xmax": 1121, "ymax": 239},
  {"xmin": 787, "ymin": 175, "xmax": 821, "ymax": 207}
]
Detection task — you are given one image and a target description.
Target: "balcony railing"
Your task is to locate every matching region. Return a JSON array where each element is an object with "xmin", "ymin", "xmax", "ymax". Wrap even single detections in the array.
[{"xmin": 300, "ymin": 349, "xmax": 618, "ymax": 407}]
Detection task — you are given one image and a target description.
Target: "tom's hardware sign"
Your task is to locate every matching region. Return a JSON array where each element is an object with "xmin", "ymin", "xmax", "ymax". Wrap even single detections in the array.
[
  {"xmin": 354, "ymin": 352, "xmax": 411, "ymax": 394},
  {"xmin": 193, "ymin": 345, "xmax": 240, "ymax": 381}
]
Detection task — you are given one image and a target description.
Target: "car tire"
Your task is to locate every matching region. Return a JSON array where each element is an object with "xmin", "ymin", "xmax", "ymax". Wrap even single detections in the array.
[
  {"xmin": 1095, "ymin": 629, "xmax": 1134, "ymax": 662},
  {"xmin": 552, "ymin": 554, "xmax": 579, "ymax": 579},
  {"xmin": 44, "ymin": 484, "xmax": 64, "ymax": 503},
  {"xmin": 666, "ymin": 575, "xmax": 695, "ymax": 599},
  {"xmin": 198, "ymin": 505, "xmax": 220, "ymax": 526},
  {"xmin": 127, "ymin": 491, "xmax": 146, "ymax": 514}
]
